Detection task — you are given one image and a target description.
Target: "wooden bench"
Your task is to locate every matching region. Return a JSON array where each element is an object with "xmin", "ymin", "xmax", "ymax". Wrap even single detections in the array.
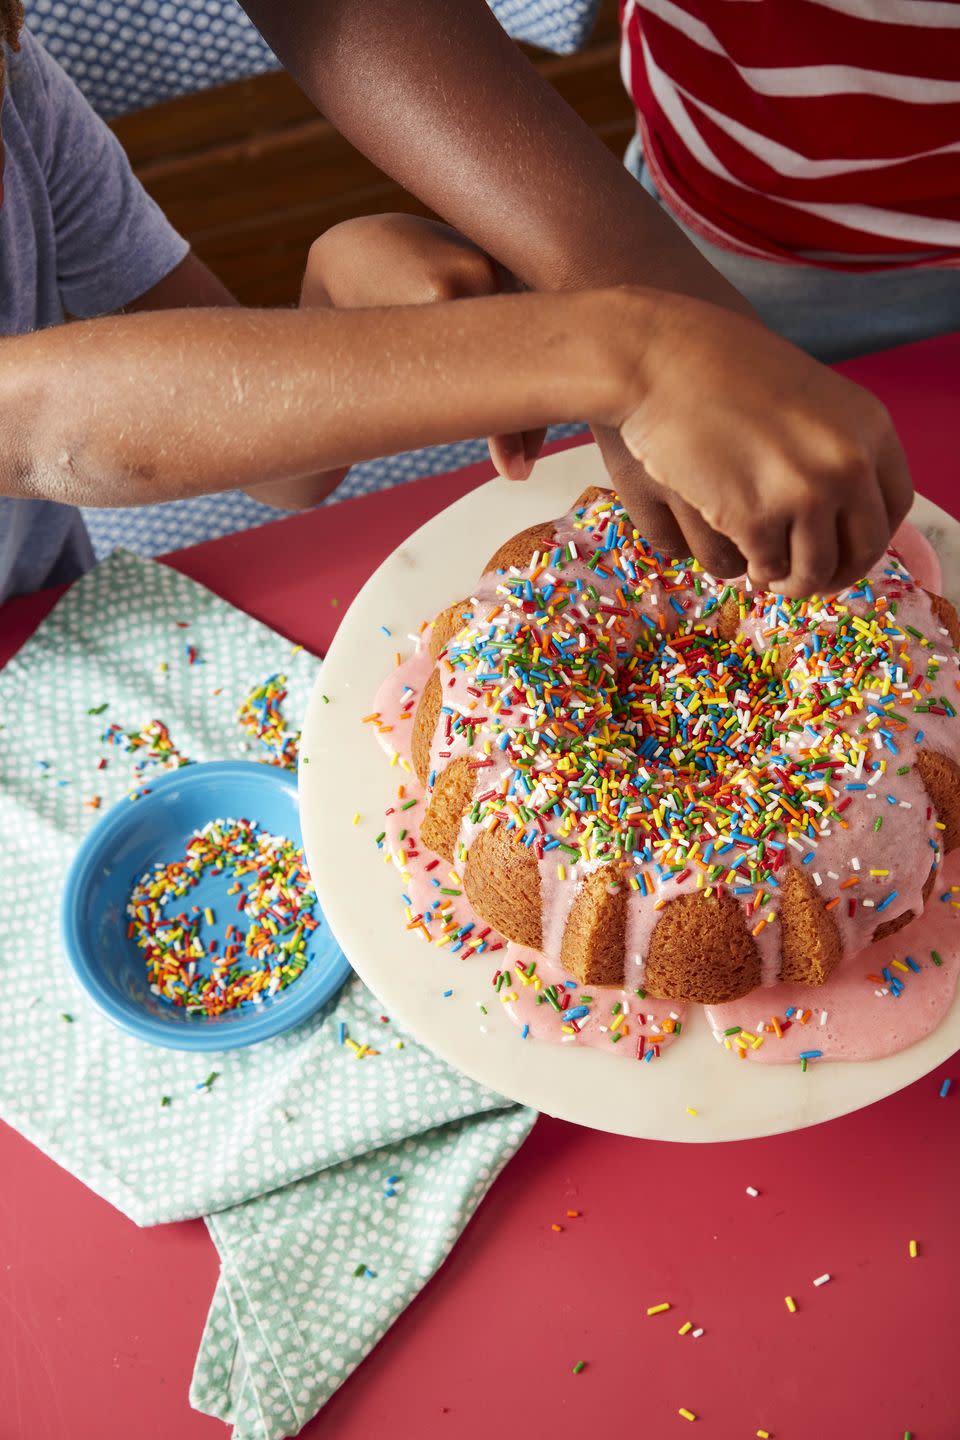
[{"xmin": 111, "ymin": 0, "xmax": 634, "ymax": 306}]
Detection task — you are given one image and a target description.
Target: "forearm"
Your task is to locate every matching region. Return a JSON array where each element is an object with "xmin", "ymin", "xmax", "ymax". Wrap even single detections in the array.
[
  {"xmin": 241, "ymin": 0, "xmax": 753, "ymax": 316},
  {"xmin": 0, "ymin": 292, "xmax": 633, "ymax": 507}
]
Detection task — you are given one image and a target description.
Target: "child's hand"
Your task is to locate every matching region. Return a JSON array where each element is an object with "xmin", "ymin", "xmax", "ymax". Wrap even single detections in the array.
[
  {"xmin": 301, "ymin": 214, "xmax": 545, "ymax": 480},
  {"xmin": 612, "ymin": 291, "xmax": 912, "ymax": 596}
]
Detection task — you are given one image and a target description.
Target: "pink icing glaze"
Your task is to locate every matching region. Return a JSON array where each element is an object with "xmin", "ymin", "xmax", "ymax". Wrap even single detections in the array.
[
  {"xmin": 369, "ymin": 511, "xmax": 960, "ymax": 1063},
  {"xmin": 705, "ymin": 848, "xmax": 960, "ymax": 1063}
]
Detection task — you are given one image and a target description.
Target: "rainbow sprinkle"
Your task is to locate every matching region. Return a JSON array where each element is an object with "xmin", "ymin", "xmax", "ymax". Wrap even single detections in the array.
[
  {"xmin": 237, "ymin": 673, "xmax": 301, "ymax": 769},
  {"xmin": 103, "ymin": 718, "xmax": 189, "ymax": 776},
  {"xmin": 127, "ymin": 817, "xmax": 318, "ymax": 1014},
  {"xmin": 429, "ymin": 496, "xmax": 952, "ymax": 927},
  {"xmin": 374, "ymin": 489, "xmax": 960, "ymax": 1061}
]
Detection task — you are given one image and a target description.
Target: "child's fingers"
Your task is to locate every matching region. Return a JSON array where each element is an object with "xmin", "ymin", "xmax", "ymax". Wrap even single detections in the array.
[
  {"xmin": 522, "ymin": 427, "xmax": 547, "ymax": 466},
  {"xmin": 877, "ymin": 429, "xmax": 914, "ymax": 535},
  {"xmin": 619, "ymin": 489, "xmax": 688, "ymax": 558},
  {"xmin": 594, "ymin": 428, "xmax": 688, "ymax": 558},
  {"xmin": 776, "ymin": 508, "xmax": 839, "ymax": 597},
  {"xmin": 487, "ymin": 427, "xmax": 548, "ymax": 479},
  {"xmin": 830, "ymin": 486, "xmax": 892, "ymax": 593},
  {"xmin": 668, "ymin": 494, "xmax": 745, "ymax": 576},
  {"xmin": 488, "ymin": 432, "xmax": 531, "ymax": 479},
  {"xmin": 743, "ymin": 517, "xmax": 791, "ymax": 592}
]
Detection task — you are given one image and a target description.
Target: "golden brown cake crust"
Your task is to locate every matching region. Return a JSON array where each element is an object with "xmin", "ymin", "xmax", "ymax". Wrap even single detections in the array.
[
  {"xmin": 643, "ymin": 889, "xmax": 763, "ymax": 1005},
  {"xmin": 412, "ymin": 667, "xmax": 442, "ymax": 786},
  {"xmin": 485, "ymin": 521, "xmax": 557, "ymax": 576},
  {"xmin": 419, "ymin": 757, "xmax": 475, "ymax": 863},
  {"xmin": 462, "ymin": 825, "xmax": 542, "ymax": 950},
  {"xmin": 429, "ymin": 600, "xmax": 473, "ymax": 661},
  {"xmin": 916, "ymin": 748, "xmax": 960, "ymax": 852},
  {"xmin": 928, "ymin": 591, "xmax": 960, "ymax": 648},
  {"xmin": 778, "ymin": 867, "xmax": 843, "ymax": 986},
  {"xmin": 560, "ymin": 868, "xmax": 628, "ymax": 988},
  {"xmin": 872, "ymin": 868, "xmax": 937, "ymax": 943},
  {"xmin": 484, "ymin": 487, "xmax": 612, "ymax": 574}
]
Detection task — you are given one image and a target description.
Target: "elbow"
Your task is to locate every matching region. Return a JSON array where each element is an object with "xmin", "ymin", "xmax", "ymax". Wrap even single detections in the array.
[
  {"xmin": 0, "ymin": 366, "xmax": 45, "ymax": 500},
  {"xmin": 0, "ymin": 361, "xmax": 121, "ymax": 507},
  {"xmin": 0, "ymin": 355, "xmax": 79, "ymax": 503}
]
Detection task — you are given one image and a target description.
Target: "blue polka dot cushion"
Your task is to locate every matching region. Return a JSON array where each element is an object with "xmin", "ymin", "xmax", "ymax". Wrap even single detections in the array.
[{"xmin": 25, "ymin": 0, "xmax": 602, "ymax": 120}]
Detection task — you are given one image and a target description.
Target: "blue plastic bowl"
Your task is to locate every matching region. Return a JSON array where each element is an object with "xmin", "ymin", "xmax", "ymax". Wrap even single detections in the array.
[{"xmin": 60, "ymin": 760, "xmax": 351, "ymax": 1051}]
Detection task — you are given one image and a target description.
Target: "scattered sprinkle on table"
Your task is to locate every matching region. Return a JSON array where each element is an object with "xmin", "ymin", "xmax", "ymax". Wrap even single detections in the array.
[
  {"xmin": 784, "ymin": 1295, "xmax": 797, "ymax": 1313},
  {"xmin": 571, "ymin": 1360, "xmax": 586, "ymax": 1375},
  {"xmin": 338, "ymin": 1022, "xmax": 380, "ymax": 1059},
  {"xmin": 908, "ymin": 1239, "xmax": 919, "ymax": 1258},
  {"xmin": 813, "ymin": 1273, "xmax": 831, "ymax": 1287},
  {"xmin": 678, "ymin": 1408, "xmax": 697, "ymax": 1423},
  {"xmin": 647, "ymin": 1302, "xmax": 671, "ymax": 1316},
  {"xmin": 103, "ymin": 718, "xmax": 189, "ymax": 777},
  {"xmin": 237, "ymin": 674, "xmax": 300, "ymax": 769},
  {"xmin": 940, "ymin": 1077, "xmax": 952, "ymax": 1097},
  {"xmin": 746, "ymin": 1186, "xmax": 760, "ymax": 1197},
  {"xmin": 383, "ymin": 1174, "xmax": 401, "ymax": 1198},
  {"xmin": 196, "ymin": 1071, "xmax": 220, "ymax": 1091}
]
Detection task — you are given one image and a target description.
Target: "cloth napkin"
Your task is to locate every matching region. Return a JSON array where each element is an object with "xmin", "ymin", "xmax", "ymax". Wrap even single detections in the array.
[{"xmin": 0, "ymin": 551, "xmax": 535, "ymax": 1437}]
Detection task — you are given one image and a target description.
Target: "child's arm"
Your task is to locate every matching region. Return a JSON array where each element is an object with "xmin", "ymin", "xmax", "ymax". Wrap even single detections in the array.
[
  {"xmin": 300, "ymin": 215, "xmax": 547, "ymax": 484},
  {"xmin": 239, "ymin": 0, "xmax": 911, "ymax": 576},
  {"xmin": 245, "ymin": 214, "xmax": 546, "ymax": 512},
  {"xmin": 263, "ymin": 212, "xmax": 911, "ymax": 598},
  {"xmin": 0, "ymin": 283, "xmax": 906, "ymax": 596},
  {"xmin": 121, "ymin": 249, "xmax": 355, "ymax": 512}
]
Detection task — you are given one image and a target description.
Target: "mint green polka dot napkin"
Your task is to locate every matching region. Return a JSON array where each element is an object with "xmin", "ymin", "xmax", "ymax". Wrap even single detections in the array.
[
  {"xmin": 0, "ymin": 552, "xmax": 534, "ymax": 1435},
  {"xmin": 192, "ymin": 1107, "xmax": 534, "ymax": 1438}
]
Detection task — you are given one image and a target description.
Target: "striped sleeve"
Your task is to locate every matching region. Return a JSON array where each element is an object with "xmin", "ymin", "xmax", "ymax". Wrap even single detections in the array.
[{"xmin": 620, "ymin": 0, "xmax": 960, "ymax": 266}]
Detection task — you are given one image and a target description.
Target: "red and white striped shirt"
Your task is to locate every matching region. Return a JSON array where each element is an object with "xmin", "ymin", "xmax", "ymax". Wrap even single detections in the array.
[{"xmin": 620, "ymin": 0, "xmax": 960, "ymax": 267}]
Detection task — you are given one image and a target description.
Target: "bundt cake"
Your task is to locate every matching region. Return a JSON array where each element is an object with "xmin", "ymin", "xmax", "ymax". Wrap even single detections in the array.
[{"xmin": 408, "ymin": 487, "xmax": 960, "ymax": 1006}]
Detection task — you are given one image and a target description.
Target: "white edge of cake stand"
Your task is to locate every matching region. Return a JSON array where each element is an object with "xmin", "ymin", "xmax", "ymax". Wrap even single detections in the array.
[{"xmin": 299, "ymin": 446, "xmax": 960, "ymax": 1142}]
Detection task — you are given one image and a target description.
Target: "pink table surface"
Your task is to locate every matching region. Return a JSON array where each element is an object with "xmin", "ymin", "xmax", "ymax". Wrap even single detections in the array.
[{"xmin": 4, "ymin": 335, "xmax": 960, "ymax": 1440}]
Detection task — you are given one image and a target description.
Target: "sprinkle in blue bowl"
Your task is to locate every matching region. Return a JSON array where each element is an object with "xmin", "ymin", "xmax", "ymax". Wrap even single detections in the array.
[{"xmin": 61, "ymin": 761, "xmax": 351, "ymax": 1050}]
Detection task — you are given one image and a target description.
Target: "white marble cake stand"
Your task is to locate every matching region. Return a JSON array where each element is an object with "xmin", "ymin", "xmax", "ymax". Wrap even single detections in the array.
[{"xmin": 299, "ymin": 447, "xmax": 960, "ymax": 1141}]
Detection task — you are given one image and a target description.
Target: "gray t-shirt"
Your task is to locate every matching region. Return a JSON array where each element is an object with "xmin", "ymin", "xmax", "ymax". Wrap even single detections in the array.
[{"xmin": 0, "ymin": 29, "xmax": 189, "ymax": 603}]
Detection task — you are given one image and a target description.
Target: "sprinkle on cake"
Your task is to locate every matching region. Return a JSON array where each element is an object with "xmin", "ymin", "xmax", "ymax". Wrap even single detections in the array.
[{"xmin": 401, "ymin": 487, "xmax": 960, "ymax": 1006}]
